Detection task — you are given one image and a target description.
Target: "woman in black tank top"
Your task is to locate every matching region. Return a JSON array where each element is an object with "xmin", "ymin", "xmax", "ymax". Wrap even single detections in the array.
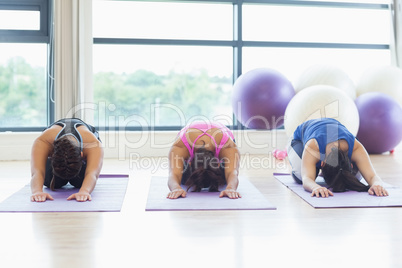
[{"xmin": 30, "ymin": 118, "xmax": 104, "ymax": 202}]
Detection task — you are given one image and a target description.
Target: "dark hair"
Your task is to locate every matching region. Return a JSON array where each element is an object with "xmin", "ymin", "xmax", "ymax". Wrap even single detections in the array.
[
  {"xmin": 50, "ymin": 135, "xmax": 83, "ymax": 190},
  {"xmin": 183, "ymin": 147, "xmax": 226, "ymax": 192},
  {"xmin": 321, "ymin": 147, "xmax": 369, "ymax": 192}
]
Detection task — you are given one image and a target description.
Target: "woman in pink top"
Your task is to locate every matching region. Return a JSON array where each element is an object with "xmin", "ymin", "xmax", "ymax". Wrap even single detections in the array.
[{"xmin": 167, "ymin": 121, "xmax": 241, "ymax": 199}]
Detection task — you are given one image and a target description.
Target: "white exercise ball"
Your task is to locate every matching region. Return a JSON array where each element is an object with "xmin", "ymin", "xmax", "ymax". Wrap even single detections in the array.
[
  {"xmin": 356, "ymin": 65, "xmax": 402, "ymax": 104},
  {"xmin": 294, "ymin": 64, "xmax": 356, "ymax": 99},
  {"xmin": 284, "ymin": 85, "xmax": 360, "ymax": 137}
]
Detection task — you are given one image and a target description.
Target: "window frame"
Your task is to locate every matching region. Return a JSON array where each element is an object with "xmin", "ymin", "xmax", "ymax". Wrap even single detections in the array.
[
  {"xmin": 0, "ymin": 0, "xmax": 391, "ymax": 131},
  {"xmin": 0, "ymin": 0, "xmax": 49, "ymax": 42},
  {"xmin": 93, "ymin": 0, "xmax": 390, "ymax": 131},
  {"xmin": 0, "ymin": 0, "xmax": 53, "ymax": 132}
]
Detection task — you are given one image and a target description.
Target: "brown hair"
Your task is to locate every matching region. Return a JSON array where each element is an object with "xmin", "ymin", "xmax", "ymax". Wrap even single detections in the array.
[
  {"xmin": 183, "ymin": 147, "xmax": 226, "ymax": 192},
  {"xmin": 321, "ymin": 147, "xmax": 369, "ymax": 192},
  {"xmin": 50, "ymin": 135, "xmax": 83, "ymax": 190}
]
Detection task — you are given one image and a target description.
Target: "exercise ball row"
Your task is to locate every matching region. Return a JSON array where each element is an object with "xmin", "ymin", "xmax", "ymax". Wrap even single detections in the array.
[
  {"xmin": 231, "ymin": 67, "xmax": 402, "ymax": 154},
  {"xmin": 231, "ymin": 66, "xmax": 358, "ymax": 132},
  {"xmin": 294, "ymin": 64, "xmax": 402, "ymax": 103}
]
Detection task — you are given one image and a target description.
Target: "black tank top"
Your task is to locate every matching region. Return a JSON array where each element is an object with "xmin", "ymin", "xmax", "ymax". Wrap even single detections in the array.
[{"xmin": 45, "ymin": 118, "xmax": 99, "ymax": 151}]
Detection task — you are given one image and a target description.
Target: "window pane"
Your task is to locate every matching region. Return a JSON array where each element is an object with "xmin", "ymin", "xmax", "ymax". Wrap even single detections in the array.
[
  {"xmin": 93, "ymin": 1, "xmax": 233, "ymax": 40},
  {"xmin": 93, "ymin": 45, "xmax": 233, "ymax": 128},
  {"xmin": 243, "ymin": 47, "xmax": 391, "ymax": 84},
  {"xmin": 305, "ymin": 0, "xmax": 388, "ymax": 3},
  {"xmin": 0, "ymin": 10, "xmax": 40, "ymax": 30},
  {"xmin": 0, "ymin": 43, "xmax": 47, "ymax": 127},
  {"xmin": 243, "ymin": 5, "xmax": 390, "ymax": 44}
]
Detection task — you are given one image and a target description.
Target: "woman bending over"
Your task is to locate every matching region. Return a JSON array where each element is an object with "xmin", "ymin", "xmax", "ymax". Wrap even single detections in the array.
[
  {"xmin": 167, "ymin": 121, "xmax": 240, "ymax": 199},
  {"xmin": 30, "ymin": 118, "xmax": 104, "ymax": 202},
  {"xmin": 287, "ymin": 118, "xmax": 388, "ymax": 198}
]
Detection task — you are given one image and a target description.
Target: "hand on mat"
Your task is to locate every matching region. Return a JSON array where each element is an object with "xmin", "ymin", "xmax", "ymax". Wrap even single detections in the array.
[
  {"xmin": 67, "ymin": 191, "xmax": 92, "ymax": 202},
  {"xmin": 167, "ymin": 188, "xmax": 187, "ymax": 199},
  {"xmin": 368, "ymin": 184, "xmax": 389, "ymax": 197},
  {"xmin": 31, "ymin": 192, "xmax": 54, "ymax": 202},
  {"xmin": 311, "ymin": 186, "xmax": 334, "ymax": 198},
  {"xmin": 219, "ymin": 189, "xmax": 242, "ymax": 199}
]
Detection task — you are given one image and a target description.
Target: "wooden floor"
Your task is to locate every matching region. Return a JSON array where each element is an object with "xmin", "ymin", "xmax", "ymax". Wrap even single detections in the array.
[{"xmin": 1, "ymin": 150, "xmax": 402, "ymax": 268}]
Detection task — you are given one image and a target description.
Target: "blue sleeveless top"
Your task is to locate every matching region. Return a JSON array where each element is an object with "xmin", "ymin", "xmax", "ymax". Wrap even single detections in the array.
[
  {"xmin": 293, "ymin": 118, "xmax": 355, "ymax": 165},
  {"xmin": 45, "ymin": 118, "xmax": 100, "ymax": 152}
]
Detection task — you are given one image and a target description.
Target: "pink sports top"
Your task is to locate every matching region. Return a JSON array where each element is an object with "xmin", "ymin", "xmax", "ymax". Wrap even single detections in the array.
[{"xmin": 178, "ymin": 122, "xmax": 235, "ymax": 160}]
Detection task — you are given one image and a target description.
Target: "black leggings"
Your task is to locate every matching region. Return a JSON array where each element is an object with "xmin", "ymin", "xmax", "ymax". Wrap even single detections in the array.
[{"xmin": 289, "ymin": 139, "xmax": 319, "ymax": 184}]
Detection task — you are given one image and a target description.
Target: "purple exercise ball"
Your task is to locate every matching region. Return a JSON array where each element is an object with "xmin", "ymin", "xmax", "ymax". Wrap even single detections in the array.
[
  {"xmin": 232, "ymin": 68, "xmax": 295, "ymax": 129},
  {"xmin": 355, "ymin": 92, "xmax": 402, "ymax": 154}
]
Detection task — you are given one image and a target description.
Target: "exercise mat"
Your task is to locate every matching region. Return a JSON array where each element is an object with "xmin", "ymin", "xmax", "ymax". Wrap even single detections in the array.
[
  {"xmin": 146, "ymin": 176, "xmax": 276, "ymax": 211},
  {"xmin": 0, "ymin": 175, "xmax": 129, "ymax": 212},
  {"xmin": 274, "ymin": 173, "xmax": 402, "ymax": 208}
]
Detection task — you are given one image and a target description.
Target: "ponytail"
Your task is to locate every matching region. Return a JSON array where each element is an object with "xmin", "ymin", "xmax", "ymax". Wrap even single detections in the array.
[
  {"xmin": 322, "ymin": 147, "xmax": 369, "ymax": 192},
  {"xmin": 325, "ymin": 168, "xmax": 369, "ymax": 192}
]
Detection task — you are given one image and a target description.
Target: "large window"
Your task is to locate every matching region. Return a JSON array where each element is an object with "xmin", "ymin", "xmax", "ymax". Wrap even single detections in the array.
[
  {"xmin": 0, "ymin": 0, "xmax": 51, "ymax": 131},
  {"xmin": 0, "ymin": 0, "xmax": 392, "ymax": 130},
  {"xmin": 93, "ymin": 1, "xmax": 234, "ymax": 129},
  {"xmin": 93, "ymin": 0, "xmax": 392, "ymax": 130},
  {"xmin": 241, "ymin": 1, "xmax": 391, "ymax": 83}
]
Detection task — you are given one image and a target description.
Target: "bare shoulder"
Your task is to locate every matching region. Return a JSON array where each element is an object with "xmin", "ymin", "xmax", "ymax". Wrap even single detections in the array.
[
  {"xmin": 219, "ymin": 140, "xmax": 239, "ymax": 157},
  {"xmin": 31, "ymin": 128, "xmax": 58, "ymax": 159},
  {"xmin": 304, "ymin": 138, "xmax": 319, "ymax": 149},
  {"xmin": 224, "ymin": 138, "xmax": 237, "ymax": 148},
  {"xmin": 35, "ymin": 126, "xmax": 59, "ymax": 145},
  {"xmin": 74, "ymin": 126, "xmax": 102, "ymax": 152},
  {"xmin": 303, "ymin": 139, "xmax": 320, "ymax": 160},
  {"xmin": 352, "ymin": 139, "xmax": 362, "ymax": 151},
  {"xmin": 169, "ymin": 145, "xmax": 190, "ymax": 164},
  {"xmin": 171, "ymin": 134, "xmax": 185, "ymax": 147}
]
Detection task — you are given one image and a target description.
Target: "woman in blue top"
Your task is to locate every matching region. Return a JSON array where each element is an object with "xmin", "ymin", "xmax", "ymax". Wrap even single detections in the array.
[{"xmin": 287, "ymin": 118, "xmax": 388, "ymax": 198}]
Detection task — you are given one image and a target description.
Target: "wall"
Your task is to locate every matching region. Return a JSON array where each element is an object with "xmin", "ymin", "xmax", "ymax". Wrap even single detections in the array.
[{"xmin": 0, "ymin": 129, "xmax": 289, "ymax": 161}]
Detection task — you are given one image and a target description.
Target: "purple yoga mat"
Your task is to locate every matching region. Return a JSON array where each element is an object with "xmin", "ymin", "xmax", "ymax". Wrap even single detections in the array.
[
  {"xmin": 0, "ymin": 175, "xmax": 129, "ymax": 213},
  {"xmin": 274, "ymin": 173, "xmax": 402, "ymax": 208},
  {"xmin": 145, "ymin": 176, "xmax": 276, "ymax": 211}
]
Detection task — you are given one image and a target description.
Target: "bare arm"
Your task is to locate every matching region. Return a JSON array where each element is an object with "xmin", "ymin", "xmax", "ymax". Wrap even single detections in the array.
[
  {"xmin": 167, "ymin": 144, "xmax": 189, "ymax": 199},
  {"xmin": 351, "ymin": 140, "xmax": 381, "ymax": 185},
  {"xmin": 30, "ymin": 133, "xmax": 54, "ymax": 202},
  {"xmin": 301, "ymin": 140, "xmax": 333, "ymax": 198},
  {"xmin": 220, "ymin": 147, "xmax": 240, "ymax": 189},
  {"xmin": 219, "ymin": 144, "xmax": 241, "ymax": 199},
  {"xmin": 67, "ymin": 131, "xmax": 104, "ymax": 201},
  {"xmin": 351, "ymin": 140, "xmax": 388, "ymax": 196}
]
